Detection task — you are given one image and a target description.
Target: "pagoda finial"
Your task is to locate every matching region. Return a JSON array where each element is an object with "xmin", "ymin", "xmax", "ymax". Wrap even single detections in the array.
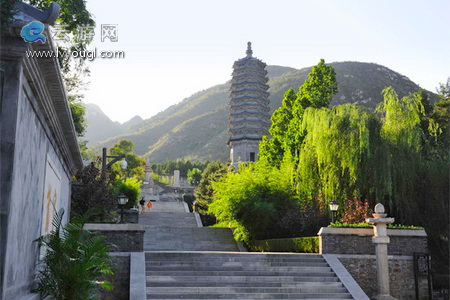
[{"xmin": 246, "ymin": 41, "xmax": 253, "ymax": 57}]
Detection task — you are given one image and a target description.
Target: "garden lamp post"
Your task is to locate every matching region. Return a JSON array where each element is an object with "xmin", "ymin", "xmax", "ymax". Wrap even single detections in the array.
[
  {"xmin": 117, "ymin": 193, "xmax": 128, "ymax": 223},
  {"xmin": 329, "ymin": 200, "xmax": 339, "ymax": 223},
  {"xmin": 101, "ymin": 147, "xmax": 127, "ymax": 179}
]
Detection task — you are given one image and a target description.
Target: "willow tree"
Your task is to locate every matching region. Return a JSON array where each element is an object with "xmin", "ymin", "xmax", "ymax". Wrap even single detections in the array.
[
  {"xmin": 296, "ymin": 104, "xmax": 387, "ymax": 210},
  {"xmin": 295, "ymin": 87, "xmax": 445, "ymax": 225},
  {"xmin": 374, "ymin": 87, "xmax": 425, "ymax": 222}
]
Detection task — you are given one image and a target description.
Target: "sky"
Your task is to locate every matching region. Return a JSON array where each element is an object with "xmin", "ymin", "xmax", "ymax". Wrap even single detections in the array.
[{"xmin": 83, "ymin": 0, "xmax": 450, "ymax": 123}]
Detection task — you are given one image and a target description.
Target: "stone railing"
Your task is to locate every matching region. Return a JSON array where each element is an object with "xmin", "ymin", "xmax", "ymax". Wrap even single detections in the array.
[
  {"xmin": 85, "ymin": 223, "xmax": 145, "ymax": 252},
  {"xmin": 318, "ymin": 227, "xmax": 427, "ymax": 255}
]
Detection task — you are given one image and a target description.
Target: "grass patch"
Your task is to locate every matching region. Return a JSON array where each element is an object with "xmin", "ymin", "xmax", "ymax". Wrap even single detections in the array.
[{"xmin": 249, "ymin": 237, "xmax": 319, "ymax": 253}]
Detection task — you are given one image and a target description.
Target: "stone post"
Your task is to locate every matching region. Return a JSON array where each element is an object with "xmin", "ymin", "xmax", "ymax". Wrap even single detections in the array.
[
  {"xmin": 173, "ymin": 170, "xmax": 180, "ymax": 187},
  {"xmin": 366, "ymin": 203, "xmax": 398, "ymax": 300}
]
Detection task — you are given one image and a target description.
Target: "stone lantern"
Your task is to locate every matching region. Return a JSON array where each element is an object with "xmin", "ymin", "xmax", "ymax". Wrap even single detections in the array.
[{"xmin": 366, "ymin": 203, "xmax": 398, "ymax": 300}]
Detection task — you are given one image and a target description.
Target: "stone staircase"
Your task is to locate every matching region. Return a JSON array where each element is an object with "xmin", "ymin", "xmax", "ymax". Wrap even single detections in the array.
[
  {"xmin": 140, "ymin": 200, "xmax": 357, "ymax": 299},
  {"xmin": 144, "ymin": 227, "xmax": 240, "ymax": 251},
  {"xmin": 145, "ymin": 252, "xmax": 353, "ymax": 299},
  {"xmin": 140, "ymin": 202, "xmax": 239, "ymax": 252}
]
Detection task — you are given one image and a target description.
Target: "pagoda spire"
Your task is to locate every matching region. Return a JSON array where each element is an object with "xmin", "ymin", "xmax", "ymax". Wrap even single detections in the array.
[
  {"xmin": 246, "ymin": 41, "xmax": 253, "ymax": 58},
  {"xmin": 228, "ymin": 42, "xmax": 270, "ymax": 167}
]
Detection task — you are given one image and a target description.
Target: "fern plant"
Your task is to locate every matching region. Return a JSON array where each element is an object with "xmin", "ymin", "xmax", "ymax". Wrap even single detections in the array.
[{"xmin": 35, "ymin": 209, "xmax": 114, "ymax": 300}]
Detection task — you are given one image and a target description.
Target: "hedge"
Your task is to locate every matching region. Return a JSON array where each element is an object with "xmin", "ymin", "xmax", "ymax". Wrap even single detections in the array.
[
  {"xmin": 249, "ymin": 237, "xmax": 319, "ymax": 253},
  {"xmin": 328, "ymin": 222, "xmax": 424, "ymax": 230}
]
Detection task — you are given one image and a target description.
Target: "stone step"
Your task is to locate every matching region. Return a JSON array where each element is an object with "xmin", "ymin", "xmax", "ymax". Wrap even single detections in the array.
[
  {"xmin": 146, "ymin": 266, "xmax": 332, "ymax": 272},
  {"xmin": 144, "ymin": 228, "xmax": 239, "ymax": 251},
  {"xmin": 145, "ymin": 236, "xmax": 234, "ymax": 239},
  {"xmin": 145, "ymin": 247, "xmax": 240, "ymax": 252},
  {"xmin": 146, "ymin": 275, "xmax": 340, "ymax": 283},
  {"xmin": 146, "ymin": 281, "xmax": 343, "ymax": 287},
  {"xmin": 145, "ymin": 229, "xmax": 230, "ymax": 232},
  {"xmin": 145, "ymin": 261, "xmax": 329, "ymax": 267},
  {"xmin": 145, "ymin": 271, "xmax": 338, "ymax": 277},
  {"xmin": 145, "ymin": 252, "xmax": 322, "ymax": 257},
  {"xmin": 145, "ymin": 252, "xmax": 353, "ymax": 299},
  {"xmin": 146, "ymin": 293, "xmax": 352, "ymax": 299},
  {"xmin": 140, "ymin": 212, "xmax": 198, "ymax": 227},
  {"xmin": 147, "ymin": 287, "xmax": 349, "ymax": 293},
  {"xmin": 145, "ymin": 253, "xmax": 324, "ymax": 262}
]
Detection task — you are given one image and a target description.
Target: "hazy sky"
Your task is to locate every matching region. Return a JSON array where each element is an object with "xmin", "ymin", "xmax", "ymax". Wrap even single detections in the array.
[{"xmin": 83, "ymin": 0, "xmax": 449, "ymax": 123}]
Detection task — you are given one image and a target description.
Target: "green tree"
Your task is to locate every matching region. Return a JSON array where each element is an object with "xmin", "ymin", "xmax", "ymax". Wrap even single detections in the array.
[
  {"xmin": 0, "ymin": 0, "xmax": 17, "ymax": 35},
  {"xmin": 259, "ymin": 59, "xmax": 338, "ymax": 166},
  {"xmin": 114, "ymin": 177, "xmax": 141, "ymax": 209},
  {"xmin": 259, "ymin": 88, "xmax": 296, "ymax": 167},
  {"xmin": 296, "ymin": 104, "xmax": 384, "ymax": 210},
  {"xmin": 286, "ymin": 59, "xmax": 338, "ymax": 158},
  {"xmin": 35, "ymin": 209, "xmax": 114, "ymax": 300},
  {"xmin": 109, "ymin": 140, "xmax": 145, "ymax": 179},
  {"xmin": 209, "ymin": 161, "xmax": 297, "ymax": 243},
  {"xmin": 187, "ymin": 168, "xmax": 202, "ymax": 186},
  {"xmin": 71, "ymin": 163, "xmax": 116, "ymax": 221},
  {"xmin": 431, "ymin": 78, "xmax": 450, "ymax": 150},
  {"xmin": 110, "ymin": 140, "xmax": 134, "ymax": 156},
  {"xmin": 194, "ymin": 161, "xmax": 228, "ymax": 216}
]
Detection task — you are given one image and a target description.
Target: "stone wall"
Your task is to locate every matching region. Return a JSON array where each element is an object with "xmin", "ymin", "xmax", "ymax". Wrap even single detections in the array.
[
  {"xmin": 339, "ymin": 255, "xmax": 429, "ymax": 300},
  {"xmin": 101, "ymin": 253, "xmax": 130, "ymax": 300},
  {"xmin": 318, "ymin": 227, "xmax": 430, "ymax": 300},
  {"xmin": 318, "ymin": 227, "xmax": 428, "ymax": 255},
  {"xmin": 85, "ymin": 224, "xmax": 145, "ymax": 252},
  {"xmin": 120, "ymin": 210, "xmax": 139, "ymax": 223},
  {"xmin": 1, "ymin": 73, "xmax": 72, "ymax": 298}
]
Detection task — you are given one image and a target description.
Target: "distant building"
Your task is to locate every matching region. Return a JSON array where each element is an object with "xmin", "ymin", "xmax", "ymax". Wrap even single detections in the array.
[
  {"xmin": 227, "ymin": 42, "xmax": 270, "ymax": 167},
  {"xmin": 0, "ymin": 2, "xmax": 83, "ymax": 299}
]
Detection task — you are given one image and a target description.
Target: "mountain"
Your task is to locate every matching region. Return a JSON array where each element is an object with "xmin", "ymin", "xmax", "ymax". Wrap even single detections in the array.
[
  {"xmin": 83, "ymin": 103, "xmax": 143, "ymax": 145},
  {"xmin": 89, "ymin": 62, "xmax": 437, "ymax": 162}
]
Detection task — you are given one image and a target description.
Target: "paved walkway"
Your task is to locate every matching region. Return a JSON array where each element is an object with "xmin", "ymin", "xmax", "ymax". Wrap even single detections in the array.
[{"xmin": 145, "ymin": 200, "xmax": 186, "ymax": 213}]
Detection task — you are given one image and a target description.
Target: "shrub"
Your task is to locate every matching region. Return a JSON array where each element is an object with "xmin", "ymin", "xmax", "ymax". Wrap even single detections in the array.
[
  {"xmin": 249, "ymin": 237, "xmax": 319, "ymax": 253},
  {"xmin": 35, "ymin": 209, "xmax": 114, "ymax": 300},
  {"xmin": 328, "ymin": 221, "xmax": 424, "ymax": 230},
  {"xmin": 339, "ymin": 198, "xmax": 373, "ymax": 224},
  {"xmin": 71, "ymin": 163, "xmax": 116, "ymax": 221},
  {"xmin": 209, "ymin": 161, "xmax": 297, "ymax": 243}
]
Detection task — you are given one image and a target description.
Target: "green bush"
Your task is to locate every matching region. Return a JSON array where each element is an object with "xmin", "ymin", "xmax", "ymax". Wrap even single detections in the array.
[
  {"xmin": 209, "ymin": 161, "xmax": 298, "ymax": 243},
  {"xmin": 249, "ymin": 237, "xmax": 319, "ymax": 253}
]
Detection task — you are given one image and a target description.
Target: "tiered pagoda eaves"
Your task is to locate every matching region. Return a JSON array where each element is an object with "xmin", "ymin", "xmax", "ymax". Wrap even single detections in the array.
[{"xmin": 228, "ymin": 42, "xmax": 270, "ymax": 167}]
